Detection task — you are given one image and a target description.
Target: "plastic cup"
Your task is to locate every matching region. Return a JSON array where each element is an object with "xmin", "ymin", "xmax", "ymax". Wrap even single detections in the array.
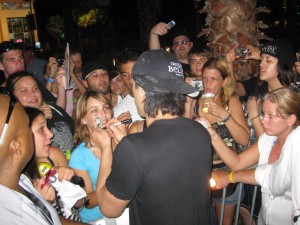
[{"xmin": 201, "ymin": 93, "xmax": 215, "ymax": 113}]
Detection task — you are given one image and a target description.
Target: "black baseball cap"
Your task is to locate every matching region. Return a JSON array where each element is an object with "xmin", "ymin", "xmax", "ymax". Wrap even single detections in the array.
[
  {"xmin": 0, "ymin": 41, "xmax": 22, "ymax": 53},
  {"xmin": 132, "ymin": 49, "xmax": 198, "ymax": 96},
  {"xmin": 82, "ymin": 60, "xmax": 108, "ymax": 80},
  {"xmin": 261, "ymin": 39, "xmax": 295, "ymax": 68}
]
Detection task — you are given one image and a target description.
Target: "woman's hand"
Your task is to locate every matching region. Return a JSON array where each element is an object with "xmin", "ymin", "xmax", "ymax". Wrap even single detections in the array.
[
  {"xmin": 46, "ymin": 57, "xmax": 58, "ymax": 79},
  {"xmin": 33, "ymin": 177, "xmax": 56, "ymax": 202},
  {"xmin": 40, "ymin": 103, "xmax": 53, "ymax": 119},
  {"xmin": 211, "ymin": 170, "xmax": 231, "ymax": 190},
  {"xmin": 245, "ymin": 45, "xmax": 261, "ymax": 60},
  {"xmin": 91, "ymin": 126, "xmax": 112, "ymax": 152},
  {"xmin": 246, "ymin": 96, "xmax": 260, "ymax": 119},
  {"xmin": 226, "ymin": 46, "xmax": 236, "ymax": 63},
  {"xmin": 207, "ymin": 102, "xmax": 229, "ymax": 120},
  {"xmin": 53, "ymin": 166, "xmax": 75, "ymax": 182},
  {"xmin": 55, "ymin": 66, "xmax": 66, "ymax": 90}
]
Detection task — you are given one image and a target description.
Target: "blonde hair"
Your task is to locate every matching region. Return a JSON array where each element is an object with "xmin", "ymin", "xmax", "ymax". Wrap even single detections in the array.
[
  {"xmin": 74, "ymin": 91, "xmax": 112, "ymax": 145},
  {"xmin": 263, "ymin": 87, "xmax": 300, "ymax": 127},
  {"xmin": 202, "ymin": 58, "xmax": 236, "ymax": 107}
]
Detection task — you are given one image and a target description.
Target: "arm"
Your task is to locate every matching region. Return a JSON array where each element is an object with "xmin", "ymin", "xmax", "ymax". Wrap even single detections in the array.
[
  {"xmin": 93, "ymin": 127, "xmax": 129, "ymax": 217},
  {"xmin": 247, "ymin": 97, "xmax": 264, "ymax": 138},
  {"xmin": 212, "ymin": 168, "xmax": 258, "ymax": 190},
  {"xmin": 207, "ymin": 96, "xmax": 250, "ymax": 146},
  {"xmin": 197, "ymin": 118, "xmax": 259, "ymax": 171},
  {"xmin": 49, "ymin": 147, "xmax": 69, "ymax": 167},
  {"xmin": 226, "ymin": 95, "xmax": 250, "ymax": 146},
  {"xmin": 54, "ymin": 67, "xmax": 67, "ymax": 109},
  {"xmin": 69, "ymin": 61, "xmax": 86, "ymax": 95},
  {"xmin": 73, "ymin": 169, "xmax": 98, "ymax": 209},
  {"xmin": 149, "ymin": 22, "xmax": 169, "ymax": 50}
]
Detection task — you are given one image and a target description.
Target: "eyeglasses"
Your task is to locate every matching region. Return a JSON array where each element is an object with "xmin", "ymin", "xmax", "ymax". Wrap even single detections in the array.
[
  {"xmin": 0, "ymin": 88, "xmax": 16, "ymax": 144},
  {"xmin": 0, "ymin": 41, "xmax": 22, "ymax": 53},
  {"xmin": 173, "ymin": 40, "xmax": 190, "ymax": 47}
]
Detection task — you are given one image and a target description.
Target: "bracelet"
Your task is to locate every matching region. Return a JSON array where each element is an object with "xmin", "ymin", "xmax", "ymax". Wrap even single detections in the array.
[
  {"xmin": 250, "ymin": 115, "xmax": 260, "ymax": 121},
  {"xmin": 47, "ymin": 77, "xmax": 54, "ymax": 83},
  {"xmin": 221, "ymin": 114, "xmax": 231, "ymax": 123},
  {"xmin": 229, "ymin": 171, "xmax": 235, "ymax": 183}
]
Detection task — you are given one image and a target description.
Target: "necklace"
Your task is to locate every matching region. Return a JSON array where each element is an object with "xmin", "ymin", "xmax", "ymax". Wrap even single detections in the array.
[{"xmin": 89, "ymin": 144, "xmax": 100, "ymax": 159}]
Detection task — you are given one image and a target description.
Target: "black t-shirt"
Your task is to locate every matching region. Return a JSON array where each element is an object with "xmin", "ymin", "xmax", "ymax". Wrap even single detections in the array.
[
  {"xmin": 47, "ymin": 104, "xmax": 74, "ymax": 154},
  {"xmin": 106, "ymin": 117, "xmax": 212, "ymax": 225},
  {"xmin": 182, "ymin": 62, "xmax": 191, "ymax": 77}
]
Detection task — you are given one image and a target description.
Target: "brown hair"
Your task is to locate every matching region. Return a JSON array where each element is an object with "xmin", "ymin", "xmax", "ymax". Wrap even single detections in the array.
[{"xmin": 74, "ymin": 91, "xmax": 112, "ymax": 145}]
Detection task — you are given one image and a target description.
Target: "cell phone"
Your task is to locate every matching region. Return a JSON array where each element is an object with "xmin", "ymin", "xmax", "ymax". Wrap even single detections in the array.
[
  {"xmin": 41, "ymin": 168, "xmax": 57, "ymax": 189},
  {"xmin": 192, "ymin": 80, "xmax": 204, "ymax": 91},
  {"xmin": 94, "ymin": 117, "xmax": 103, "ymax": 128},
  {"xmin": 57, "ymin": 58, "xmax": 64, "ymax": 67},
  {"xmin": 235, "ymin": 47, "xmax": 249, "ymax": 57},
  {"xmin": 167, "ymin": 20, "xmax": 176, "ymax": 28}
]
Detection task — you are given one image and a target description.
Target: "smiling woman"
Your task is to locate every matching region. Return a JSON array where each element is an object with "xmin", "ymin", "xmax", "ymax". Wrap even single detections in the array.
[{"xmin": 6, "ymin": 71, "xmax": 75, "ymax": 155}]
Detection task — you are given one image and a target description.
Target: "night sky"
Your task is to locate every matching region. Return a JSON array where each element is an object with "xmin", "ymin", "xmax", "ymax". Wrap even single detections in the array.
[{"xmin": 33, "ymin": 0, "xmax": 300, "ymax": 59}]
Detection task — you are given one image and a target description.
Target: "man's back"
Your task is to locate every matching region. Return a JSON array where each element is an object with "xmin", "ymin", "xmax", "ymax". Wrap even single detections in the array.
[{"xmin": 106, "ymin": 117, "xmax": 212, "ymax": 225}]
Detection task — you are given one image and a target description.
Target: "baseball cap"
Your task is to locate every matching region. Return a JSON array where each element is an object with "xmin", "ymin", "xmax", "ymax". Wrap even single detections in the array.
[
  {"xmin": 82, "ymin": 60, "xmax": 108, "ymax": 80},
  {"xmin": 261, "ymin": 39, "xmax": 295, "ymax": 68},
  {"xmin": 131, "ymin": 49, "xmax": 198, "ymax": 96}
]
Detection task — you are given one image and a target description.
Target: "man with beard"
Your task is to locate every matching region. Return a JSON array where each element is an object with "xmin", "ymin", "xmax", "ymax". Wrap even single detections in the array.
[{"xmin": 82, "ymin": 60, "xmax": 120, "ymax": 107}]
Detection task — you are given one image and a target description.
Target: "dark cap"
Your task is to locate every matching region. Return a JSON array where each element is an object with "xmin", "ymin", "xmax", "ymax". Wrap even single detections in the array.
[
  {"xmin": 171, "ymin": 30, "xmax": 191, "ymax": 44},
  {"xmin": 261, "ymin": 39, "xmax": 295, "ymax": 68},
  {"xmin": 82, "ymin": 60, "xmax": 108, "ymax": 80},
  {"xmin": 108, "ymin": 66, "xmax": 120, "ymax": 81},
  {"xmin": 132, "ymin": 49, "xmax": 198, "ymax": 95}
]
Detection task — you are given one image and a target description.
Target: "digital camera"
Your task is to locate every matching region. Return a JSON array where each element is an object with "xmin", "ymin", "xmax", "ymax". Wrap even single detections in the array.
[{"xmin": 235, "ymin": 47, "xmax": 249, "ymax": 57}]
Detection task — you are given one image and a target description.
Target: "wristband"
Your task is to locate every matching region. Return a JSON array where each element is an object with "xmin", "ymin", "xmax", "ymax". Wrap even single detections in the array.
[
  {"xmin": 250, "ymin": 115, "xmax": 260, "ymax": 122},
  {"xmin": 221, "ymin": 114, "xmax": 231, "ymax": 123},
  {"xmin": 229, "ymin": 171, "xmax": 235, "ymax": 183},
  {"xmin": 47, "ymin": 78, "xmax": 54, "ymax": 83}
]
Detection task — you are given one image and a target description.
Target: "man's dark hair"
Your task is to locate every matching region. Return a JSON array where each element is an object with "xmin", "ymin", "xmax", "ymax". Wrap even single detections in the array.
[
  {"xmin": 143, "ymin": 92, "xmax": 186, "ymax": 118},
  {"xmin": 116, "ymin": 50, "xmax": 140, "ymax": 70}
]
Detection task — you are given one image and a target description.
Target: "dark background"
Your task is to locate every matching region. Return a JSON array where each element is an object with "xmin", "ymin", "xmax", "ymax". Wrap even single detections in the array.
[{"xmin": 33, "ymin": 0, "xmax": 300, "ymax": 62}]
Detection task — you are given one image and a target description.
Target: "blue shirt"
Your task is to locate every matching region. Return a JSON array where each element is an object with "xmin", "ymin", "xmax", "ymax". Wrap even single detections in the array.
[{"xmin": 69, "ymin": 142, "xmax": 103, "ymax": 222}]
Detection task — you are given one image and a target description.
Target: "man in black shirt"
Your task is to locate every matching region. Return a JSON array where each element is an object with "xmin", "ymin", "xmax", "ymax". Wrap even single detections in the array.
[{"xmin": 95, "ymin": 49, "xmax": 212, "ymax": 225}]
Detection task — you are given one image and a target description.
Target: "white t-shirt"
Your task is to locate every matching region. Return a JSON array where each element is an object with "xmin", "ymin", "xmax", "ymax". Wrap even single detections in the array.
[
  {"xmin": 113, "ymin": 94, "xmax": 143, "ymax": 122},
  {"xmin": 255, "ymin": 128, "xmax": 300, "ymax": 225},
  {"xmin": 0, "ymin": 174, "xmax": 62, "ymax": 225}
]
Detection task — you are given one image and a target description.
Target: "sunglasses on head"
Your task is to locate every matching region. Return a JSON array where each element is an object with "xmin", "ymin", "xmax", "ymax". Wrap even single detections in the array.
[
  {"xmin": 0, "ymin": 41, "xmax": 22, "ymax": 53},
  {"xmin": 0, "ymin": 88, "xmax": 16, "ymax": 145}
]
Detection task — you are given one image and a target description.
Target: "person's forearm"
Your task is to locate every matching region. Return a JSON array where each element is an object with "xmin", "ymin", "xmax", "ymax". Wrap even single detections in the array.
[
  {"xmin": 231, "ymin": 169, "xmax": 258, "ymax": 185},
  {"xmin": 55, "ymin": 86, "xmax": 66, "ymax": 109},
  {"xmin": 149, "ymin": 33, "xmax": 161, "ymax": 50},
  {"xmin": 96, "ymin": 146, "xmax": 113, "ymax": 202},
  {"xmin": 250, "ymin": 116, "xmax": 264, "ymax": 139},
  {"xmin": 70, "ymin": 72, "xmax": 86, "ymax": 94},
  {"xmin": 225, "ymin": 117, "xmax": 250, "ymax": 146}
]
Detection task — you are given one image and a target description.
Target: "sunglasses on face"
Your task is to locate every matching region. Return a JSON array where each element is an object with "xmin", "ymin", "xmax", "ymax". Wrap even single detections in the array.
[
  {"xmin": 0, "ymin": 41, "xmax": 22, "ymax": 53},
  {"xmin": 0, "ymin": 88, "xmax": 16, "ymax": 144},
  {"xmin": 173, "ymin": 40, "xmax": 190, "ymax": 47}
]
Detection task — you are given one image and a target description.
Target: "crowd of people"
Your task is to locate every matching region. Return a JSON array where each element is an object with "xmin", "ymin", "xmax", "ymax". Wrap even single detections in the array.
[{"xmin": 0, "ymin": 20, "xmax": 300, "ymax": 225}]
